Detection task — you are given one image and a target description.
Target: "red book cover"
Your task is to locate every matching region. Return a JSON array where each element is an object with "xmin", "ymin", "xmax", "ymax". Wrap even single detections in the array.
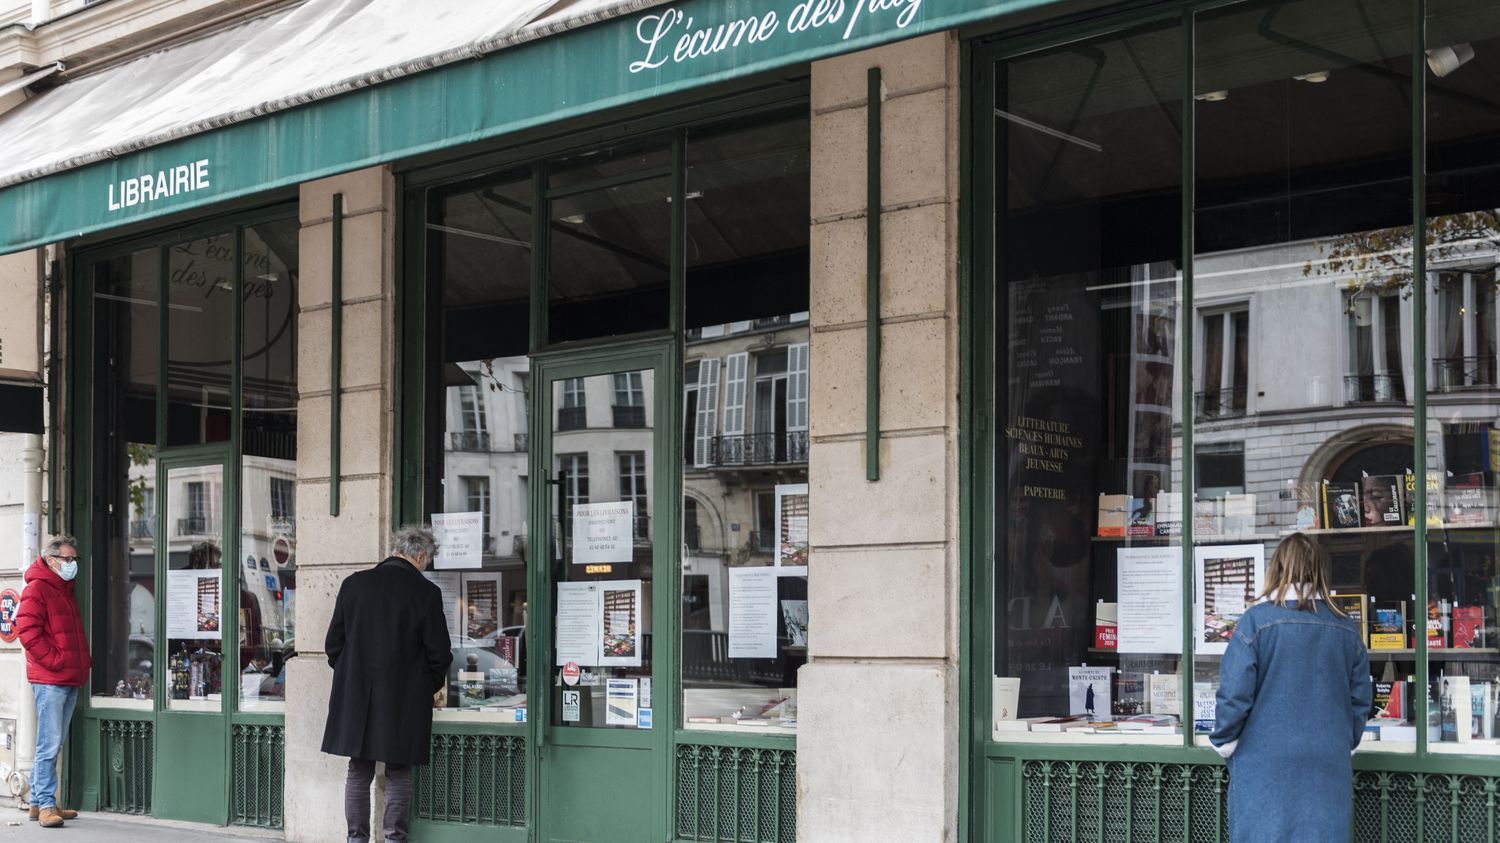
[{"xmin": 1453, "ymin": 606, "xmax": 1484, "ymax": 649}]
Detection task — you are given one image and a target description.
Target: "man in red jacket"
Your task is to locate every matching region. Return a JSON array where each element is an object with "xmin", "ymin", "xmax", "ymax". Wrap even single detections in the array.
[{"xmin": 16, "ymin": 535, "xmax": 91, "ymax": 828}]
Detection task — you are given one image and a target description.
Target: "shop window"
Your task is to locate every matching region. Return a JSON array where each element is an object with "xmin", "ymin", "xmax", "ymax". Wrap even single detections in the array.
[
  {"xmin": 269, "ymin": 478, "xmax": 294, "ymax": 521},
  {"xmin": 1345, "ymin": 290, "xmax": 1407, "ymax": 403},
  {"xmin": 613, "ymin": 372, "xmax": 646, "ymax": 428},
  {"xmin": 1433, "ymin": 271, "xmax": 1497, "ymax": 390},
  {"xmin": 1195, "ymin": 443, "xmax": 1246, "ymax": 499},
  {"xmin": 680, "ymin": 113, "xmax": 809, "ymax": 735},
  {"xmin": 427, "ymin": 169, "xmax": 532, "ymax": 712},
  {"xmin": 559, "ymin": 378, "xmax": 587, "ymax": 431},
  {"xmin": 1197, "ymin": 308, "xmax": 1249, "ymax": 419},
  {"xmin": 617, "ymin": 452, "xmax": 649, "ymax": 541}
]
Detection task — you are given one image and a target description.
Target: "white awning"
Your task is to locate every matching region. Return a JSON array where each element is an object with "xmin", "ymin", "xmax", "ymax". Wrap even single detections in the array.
[{"xmin": 0, "ymin": 0, "xmax": 665, "ymax": 187}]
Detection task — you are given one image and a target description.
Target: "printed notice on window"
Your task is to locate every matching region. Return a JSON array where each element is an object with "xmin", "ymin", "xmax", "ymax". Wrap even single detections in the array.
[
  {"xmin": 166, "ymin": 570, "xmax": 222, "ymax": 640},
  {"xmin": 1116, "ymin": 547, "xmax": 1182, "ymax": 653},
  {"xmin": 423, "ymin": 571, "xmax": 462, "ymax": 643},
  {"xmin": 555, "ymin": 581, "xmax": 599, "ymax": 666},
  {"xmin": 728, "ymin": 567, "xmax": 778, "ymax": 658},
  {"xmin": 774, "ymin": 484, "xmax": 809, "ymax": 574},
  {"xmin": 432, "ymin": 511, "xmax": 483, "ymax": 569},
  {"xmin": 571, "ymin": 501, "xmax": 635, "ymax": 565}
]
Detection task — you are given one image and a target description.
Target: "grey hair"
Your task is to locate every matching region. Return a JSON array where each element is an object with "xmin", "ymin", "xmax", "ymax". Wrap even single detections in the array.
[
  {"xmin": 389, "ymin": 525, "xmax": 437, "ymax": 561},
  {"xmin": 44, "ymin": 534, "xmax": 78, "ymax": 555}
]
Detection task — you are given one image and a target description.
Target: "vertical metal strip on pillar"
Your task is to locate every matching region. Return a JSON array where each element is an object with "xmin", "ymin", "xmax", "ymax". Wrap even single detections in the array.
[
  {"xmin": 330, "ymin": 193, "xmax": 343, "ymax": 517},
  {"xmin": 867, "ymin": 66, "xmax": 882, "ymax": 482},
  {"xmin": 1411, "ymin": 0, "xmax": 1427, "ymax": 756}
]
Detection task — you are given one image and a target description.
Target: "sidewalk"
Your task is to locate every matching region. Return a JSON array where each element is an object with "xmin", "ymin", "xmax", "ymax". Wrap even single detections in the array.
[{"xmin": 0, "ymin": 810, "xmax": 279, "ymax": 840}]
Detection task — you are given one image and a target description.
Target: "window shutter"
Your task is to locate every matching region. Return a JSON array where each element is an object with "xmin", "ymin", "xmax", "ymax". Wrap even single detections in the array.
[
  {"xmin": 788, "ymin": 343, "xmax": 809, "ymax": 432},
  {"xmin": 723, "ymin": 353, "xmax": 748, "ymax": 436},
  {"xmin": 694, "ymin": 358, "xmax": 721, "ymax": 468}
]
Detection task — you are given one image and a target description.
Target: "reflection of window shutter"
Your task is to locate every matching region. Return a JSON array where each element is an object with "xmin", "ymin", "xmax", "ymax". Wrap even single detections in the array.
[
  {"xmin": 788, "ymin": 343, "xmax": 809, "ymax": 431},
  {"xmin": 694, "ymin": 359, "xmax": 720, "ymax": 467},
  {"xmin": 723, "ymin": 353, "xmax": 748, "ymax": 436}
]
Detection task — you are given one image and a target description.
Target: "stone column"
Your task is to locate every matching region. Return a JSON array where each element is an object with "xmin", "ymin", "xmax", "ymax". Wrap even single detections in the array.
[
  {"xmin": 799, "ymin": 34, "xmax": 962, "ymax": 842},
  {"xmin": 283, "ymin": 166, "xmax": 398, "ymax": 842}
]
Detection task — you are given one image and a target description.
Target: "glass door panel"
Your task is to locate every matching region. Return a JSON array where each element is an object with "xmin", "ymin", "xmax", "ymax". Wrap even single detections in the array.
[{"xmin": 163, "ymin": 462, "xmax": 227, "ymax": 711}]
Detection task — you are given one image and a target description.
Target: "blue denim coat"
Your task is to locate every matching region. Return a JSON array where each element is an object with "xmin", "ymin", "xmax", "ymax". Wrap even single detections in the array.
[{"xmin": 1211, "ymin": 600, "xmax": 1372, "ymax": 842}]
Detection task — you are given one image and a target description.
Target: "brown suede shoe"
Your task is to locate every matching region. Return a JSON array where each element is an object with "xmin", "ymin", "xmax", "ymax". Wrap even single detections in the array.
[
  {"xmin": 29, "ymin": 806, "xmax": 77, "ymax": 822},
  {"xmin": 37, "ymin": 806, "xmax": 64, "ymax": 827}
]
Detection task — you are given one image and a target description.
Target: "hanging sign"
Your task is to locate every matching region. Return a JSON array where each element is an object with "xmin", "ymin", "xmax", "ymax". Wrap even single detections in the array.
[{"xmin": 571, "ymin": 502, "xmax": 635, "ymax": 565}]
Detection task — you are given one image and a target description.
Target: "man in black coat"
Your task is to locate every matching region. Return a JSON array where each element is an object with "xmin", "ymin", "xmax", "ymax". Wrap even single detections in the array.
[{"xmin": 323, "ymin": 526, "xmax": 453, "ymax": 843}]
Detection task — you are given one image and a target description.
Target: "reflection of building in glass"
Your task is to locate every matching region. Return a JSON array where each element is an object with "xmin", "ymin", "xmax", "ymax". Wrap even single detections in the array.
[{"xmin": 444, "ymin": 358, "xmax": 530, "ymax": 563}]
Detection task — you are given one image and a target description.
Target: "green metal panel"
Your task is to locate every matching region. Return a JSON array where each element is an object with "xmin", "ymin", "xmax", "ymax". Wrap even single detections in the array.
[
  {"xmin": 230, "ymin": 723, "xmax": 284, "ymax": 828},
  {"xmin": 413, "ymin": 731, "xmax": 526, "ymax": 826},
  {"xmin": 674, "ymin": 741, "xmax": 797, "ymax": 843},
  {"xmin": 0, "ymin": 0, "xmax": 1071, "ymax": 255},
  {"xmin": 98, "ymin": 718, "xmax": 154, "ymax": 815}
]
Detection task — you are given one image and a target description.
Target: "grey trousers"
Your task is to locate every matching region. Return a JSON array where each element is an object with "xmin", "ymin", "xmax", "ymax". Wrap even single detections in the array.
[{"xmin": 345, "ymin": 758, "xmax": 412, "ymax": 843}]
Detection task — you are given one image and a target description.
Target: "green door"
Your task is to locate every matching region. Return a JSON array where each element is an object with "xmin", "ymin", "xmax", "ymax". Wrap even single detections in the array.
[
  {"xmin": 532, "ymin": 344, "xmax": 675, "ymax": 843},
  {"xmin": 152, "ymin": 449, "xmax": 233, "ymax": 824}
]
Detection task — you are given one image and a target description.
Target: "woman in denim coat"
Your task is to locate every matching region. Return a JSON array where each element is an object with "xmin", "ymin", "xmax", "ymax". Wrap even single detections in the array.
[{"xmin": 1210, "ymin": 533, "xmax": 1372, "ymax": 842}]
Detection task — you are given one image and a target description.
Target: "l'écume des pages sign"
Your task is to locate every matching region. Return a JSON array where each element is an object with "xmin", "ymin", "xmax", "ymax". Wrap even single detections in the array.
[{"xmin": 629, "ymin": 0, "xmax": 924, "ymax": 73}]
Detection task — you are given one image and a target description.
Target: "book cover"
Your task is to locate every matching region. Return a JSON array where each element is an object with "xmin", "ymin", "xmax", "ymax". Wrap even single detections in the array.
[
  {"xmin": 1372, "ymin": 681, "xmax": 1397, "ymax": 719},
  {"xmin": 1029, "ymin": 716, "xmax": 1087, "ymax": 733},
  {"xmin": 1427, "ymin": 600, "xmax": 1447, "ymax": 649},
  {"xmin": 1112, "ymin": 672, "xmax": 1147, "ymax": 717},
  {"xmin": 1295, "ymin": 483, "xmax": 1321, "ymax": 530},
  {"xmin": 1222, "ymin": 493, "xmax": 1256, "ymax": 535},
  {"xmin": 1068, "ymin": 666, "xmax": 1113, "ymax": 719},
  {"xmin": 992, "ymin": 677, "xmax": 1021, "ymax": 722},
  {"xmin": 1127, "ymin": 498, "xmax": 1155, "ymax": 537},
  {"xmin": 1370, "ymin": 601, "xmax": 1407, "ymax": 650},
  {"xmin": 1330, "ymin": 593, "xmax": 1368, "ymax": 646},
  {"xmin": 1404, "ymin": 471, "xmax": 1443, "ymax": 526},
  {"xmin": 1444, "ymin": 477, "xmax": 1491, "ymax": 525},
  {"xmin": 1094, "ymin": 602, "xmax": 1118, "ymax": 650},
  {"xmin": 1323, "ymin": 481, "xmax": 1362, "ymax": 529},
  {"xmin": 1472, "ymin": 681, "xmax": 1494, "ymax": 740},
  {"xmin": 1441, "ymin": 676, "xmax": 1472, "ymax": 743},
  {"xmin": 1097, "ymin": 494, "xmax": 1128, "ymax": 537},
  {"xmin": 1362, "ymin": 475, "xmax": 1404, "ymax": 526},
  {"xmin": 1154, "ymin": 491, "xmax": 1182, "ymax": 537},
  {"xmin": 1192, "ymin": 499, "xmax": 1222, "ymax": 537},
  {"xmin": 1454, "ymin": 606, "xmax": 1485, "ymax": 649},
  {"xmin": 1192, "ymin": 682, "xmax": 1217, "ymax": 733},
  {"xmin": 1148, "ymin": 673, "xmax": 1181, "ymax": 716}
]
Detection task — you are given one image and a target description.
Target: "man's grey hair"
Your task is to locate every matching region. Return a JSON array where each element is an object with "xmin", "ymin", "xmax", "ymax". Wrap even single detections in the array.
[
  {"xmin": 44, "ymin": 534, "xmax": 77, "ymax": 556},
  {"xmin": 389, "ymin": 525, "xmax": 437, "ymax": 561}
]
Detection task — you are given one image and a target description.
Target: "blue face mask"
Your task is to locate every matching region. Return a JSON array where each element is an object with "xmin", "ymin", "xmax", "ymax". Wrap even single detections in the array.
[{"xmin": 56, "ymin": 560, "xmax": 78, "ymax": 581}]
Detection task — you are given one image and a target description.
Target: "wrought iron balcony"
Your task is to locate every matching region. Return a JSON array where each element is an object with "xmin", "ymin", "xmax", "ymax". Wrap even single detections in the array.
[
  {"xmin": 691, "ymin": 432, "xmax": 810, "ymax": 467},
  {"xmin": 612, "ymin": 405, "xmax": 646, "ymax": 428},
  {"xmin": 129, "ymin": 519, "xmax": 153, "ymax": 540},
  {"xmin": 1433, "ymin": 356, "xmax": 1498, "ymax": 392},
  {"xmin": 176, "ymin": 516, "xmax": 214, "ymax": 536},
  {"xmin": 1344, "ymin": 373, "xmax": 1406, "ymax": 404},
  {"xmin": 557, "ymin": 406, "xmax": 587, "ymax": 431},
  {"xmin": 1194, "ymin": 387, "xmax": 1246, "ymax": 419},
  {"xmin": 448, "ymin": 430, "xmax": 490, "ymax": 451}
]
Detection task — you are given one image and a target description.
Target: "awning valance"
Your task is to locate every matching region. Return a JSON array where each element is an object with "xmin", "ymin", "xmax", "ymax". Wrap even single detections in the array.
[{"xmin": 0, "ymin": 0, "xmax": 1045, "ymax": 255}]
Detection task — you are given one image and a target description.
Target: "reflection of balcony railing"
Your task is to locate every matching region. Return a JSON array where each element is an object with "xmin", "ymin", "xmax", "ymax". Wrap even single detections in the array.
[
  {"xmin": 514, "ymin": 433, "xmax": 528, "ymax": 452},
  {"xmin": 750, "ymin": 530, "xmax": 773, "ymax": 553},
  {"xmin": 177, "ymin": 516, "xmax": 214, "ymax": 536},
  {"xmin": 1194, "ymin": 388, "xmax": 1246, "ymax": 420},
  {"xmin": 1345, "ymin": 373, "xmax": 1406, "ymax": 404},
  {"xmin": 129, "ymin": 519, "xmax": 153, "ymax": 540},
  {"xmin": 449, "ymin": 430, "xmax": 490, "ymax": 451},
  {"xmin": 697, "ymin": 432, "xmax": 810, "ymax": 467},
  {"xmin": 1433, "ymin": 356, "xmax": 1498, "ymax": 391},
  {"xmin": 613, "ymin": 405, "xmax": 646, "ymax": 428},
  {"xmin": 558, "ymin": 406, "xmax": 587, "ymax": 431}
]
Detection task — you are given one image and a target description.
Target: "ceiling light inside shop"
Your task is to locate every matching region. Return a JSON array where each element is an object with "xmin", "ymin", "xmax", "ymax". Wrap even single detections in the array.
[
  {"xmin": 1293, "ymin": 71, "xmax": 1330, "ymax": 83},
  {"xmin": 1427, "ymin": 43, "xmax": 1476, "ymax": 78},
  {"xmin": 560, "ymin": 213, "xmax": 586, "ymax": 224},
  {"xmin": 1195, "ymin": 90, "xmax": 1229, "ymax": 102}
]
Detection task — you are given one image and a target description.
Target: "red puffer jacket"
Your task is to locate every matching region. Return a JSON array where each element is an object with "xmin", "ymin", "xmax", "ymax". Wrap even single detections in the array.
[{"xmin": 16, "ymin": 557, "xmax": 90, "ymax": 686}]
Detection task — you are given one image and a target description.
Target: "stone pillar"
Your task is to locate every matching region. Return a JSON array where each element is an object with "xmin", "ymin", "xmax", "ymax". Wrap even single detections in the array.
[
  {"xmin": 283, "ymin": 166, "xmax": 398, "ymax": 842},
  {"xmin": 800, "ymin": 34, "xmax": 962, "ymax": 842}
]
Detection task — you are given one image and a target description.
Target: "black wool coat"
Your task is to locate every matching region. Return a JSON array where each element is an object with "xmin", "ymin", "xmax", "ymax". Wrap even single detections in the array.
[{"xmin": 321, "ymin": 557, "xmax": 453, "ymax": 766}]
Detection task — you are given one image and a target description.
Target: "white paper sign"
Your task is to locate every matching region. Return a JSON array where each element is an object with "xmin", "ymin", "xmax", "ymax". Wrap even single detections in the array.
[
  {"xmin": 606, "ymin": 678, "xmax": 638, "ymax": 726},
  {"xmin": 424, "ymin": 571, "xmax": 462, "ymax": 644},
  {"xmin": 1194, "ymin": 544, "xmax": 1266, "ymax": 656},
  {"xmin": 166, "ymin": 570, "xmax": 221, "ymax": 640},
  {"xmin": 597, "ymin": 579, "xmax": 644, "ymax": 667},
  {"xmin": 562, "ymin": 689, "xmax": 581, "ymax": 723},
  {"xmin": 571, "ymin": 501, "xmax": 635, "ymax": 565},
  {"xmin": 555, "ymin": 582, "xmax": 600, "ymax": 666},
  {"xmin": 728, "ymin": 567, "xmax": 778, "ymax": 658},
  {"xmin": 1117, "ymin": 547, "xmax": 1183, "ymax": 654},
  {"xmin": 774, "ymin": 484, "xmax": 809, "ymax": 573},
  {"xmin": 462, "ymin": 572, "xmax": 502, "ymax": 646},
  {"xmin": 432, "ymin": 512, "xmax": 484, "ymax": 569}
]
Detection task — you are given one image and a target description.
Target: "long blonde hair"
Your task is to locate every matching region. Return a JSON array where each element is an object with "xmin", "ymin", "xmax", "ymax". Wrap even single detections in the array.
[{"xmin": 1260, "ymin": 532, "xmax": 1344, "ymax": 616}]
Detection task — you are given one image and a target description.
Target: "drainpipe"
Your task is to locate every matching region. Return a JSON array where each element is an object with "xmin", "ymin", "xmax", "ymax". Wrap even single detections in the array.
[{"xmin": 14, "ymin": 245, "xmax": 49, "ymax": 802}]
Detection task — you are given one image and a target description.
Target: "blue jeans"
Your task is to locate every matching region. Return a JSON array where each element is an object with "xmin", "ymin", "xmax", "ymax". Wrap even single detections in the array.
[{"xmin": 30, "ymin": 683, "xmax": 78, "ymax": 809}]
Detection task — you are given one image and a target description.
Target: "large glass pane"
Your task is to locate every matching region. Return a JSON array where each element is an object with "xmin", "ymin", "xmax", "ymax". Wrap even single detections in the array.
[
  {"xmin": 426, "ymin": 172, "xmax": 532, "ymax": 716},
  {"xmin": 550, "ymin": 370, "xmax": 654, "ymax": 729},
  {"xmin": 992, "ymin": 24, "xmax": 1185, "ymax": 742},
  {"xmin": 679, "ymin": 116, "xmax": 809, "ymax": 735},
  {"xmin": 92, "ymin": 248, "xmax": 159, "ymax": 703},
  {"xmin": 165, "ymin": 464, "xmax": 226, "ymax": 710},
  {"xmin": 238, "ymin": 219, "xmax": 299, "ymax": 711},
  {"xmin": 1424, "ymin": 0, "xmax": 1500, "ymax": 755},
  {"xmin": 1191, "ymin": 0, "xmax": 1414, "ymax": 753},
  {"xmin": 165, "ymin": 234, "xmax": 234, "ymax": 446}
]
